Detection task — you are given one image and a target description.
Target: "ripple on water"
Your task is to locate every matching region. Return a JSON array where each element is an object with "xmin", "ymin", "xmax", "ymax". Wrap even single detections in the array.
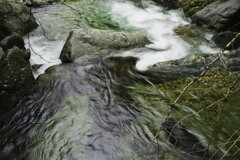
[{"xmin": 4, "ymin": 0, "xmax": 232, "ymax": 160}]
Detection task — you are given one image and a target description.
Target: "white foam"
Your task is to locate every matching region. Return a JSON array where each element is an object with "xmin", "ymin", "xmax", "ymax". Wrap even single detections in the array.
[
  {"xmin": 26, "ymin": 0, "xmax": 217, "ymax": 77},
  {"xmin": 24, "ymin": 34, "xmax": 64, "ymax": 78},
  {"xmin": 109, "ymin": 0, "xmax": 215, "ymax": 70}
]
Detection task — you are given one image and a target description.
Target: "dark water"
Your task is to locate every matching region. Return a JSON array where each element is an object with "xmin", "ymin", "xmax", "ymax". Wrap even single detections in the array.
[
  {"xmin": 1, "ymin": 54, "xmax": 238, "ymax": 160},
  {"xmin": 0, "ymin": 55, "xmax": 171, "ymax": 160}
]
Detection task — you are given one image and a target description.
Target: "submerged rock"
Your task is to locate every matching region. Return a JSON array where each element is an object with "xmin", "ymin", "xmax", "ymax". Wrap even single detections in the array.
[
  {"xmin": 0, "ymin": 0, "xmax": 38, "ymax": 36},
  {"xmin": 60, "ymin": 28, "xmax": 150, "ymax": 63},
  {"xmin": 163, "ymin": 119, "xmax": 216, "ymax": 159},
  {"xmin": 0, "ymin": 47, "xmax": 4, "ymax": 60},
  {"xmin": 0, "ymin": 47, "xmax": 35, "ymax": 111},
  {"xmin": 192, "ymin": 0, "xmax": 240, "ymax": 31},
  {"xmin": 174, "ymin": 24, "xmax": 212, "ymax": 44}
]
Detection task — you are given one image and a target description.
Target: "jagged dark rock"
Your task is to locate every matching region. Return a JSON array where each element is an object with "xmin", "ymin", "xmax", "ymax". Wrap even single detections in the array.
[
  {"xmin": 0, "ymin": 0, "xmax": 38, "ymax": 111},
  {"xmin": 0, "ymin": 25, "xmax": 12, "ymax": 41},
  {"xmin": 0, "ymin": 0, "xmax": 38, "ymax": 36},
  {"xmin": 163, "ymin": 119, "xmax": 221, "ymax": 160},
  {"xmin": 23, "ymin": 0, "xmax": 60, "ymax": 7},
  {"xmin": 0, "ymin": 47, "xmax": 35, "ymax": 111},
  {"xmin": 212, "ymin": 31, "xmax": 240, "ymax": 49}
]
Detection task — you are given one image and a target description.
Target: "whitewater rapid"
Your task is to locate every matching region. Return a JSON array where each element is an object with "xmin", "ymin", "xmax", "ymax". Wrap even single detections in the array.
[{"xmin": 25, "ymin": 0, "xmax": 218, "ymax": 76}]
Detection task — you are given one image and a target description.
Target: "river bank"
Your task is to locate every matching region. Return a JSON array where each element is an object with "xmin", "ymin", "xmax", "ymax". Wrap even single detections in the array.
[{"xmin": 0, "ymin": 0, "xmax": 37, "ymax": 111}]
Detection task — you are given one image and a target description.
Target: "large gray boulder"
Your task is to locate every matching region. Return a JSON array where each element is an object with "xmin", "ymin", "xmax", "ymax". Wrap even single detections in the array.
[
  {"xmin": 60, "ymin": 29, "xmax": 150, "ymax": 62},
  {"xmin": 0, "ymin": 46, "xmax": 35, "ymax": 111},
  {"xmin": 192, "ymin": 0, "xmax": 240, "ymax": 31},
  {"xmin": 0, "ymin": 0, "xmax": 38, "ymax": 36}
]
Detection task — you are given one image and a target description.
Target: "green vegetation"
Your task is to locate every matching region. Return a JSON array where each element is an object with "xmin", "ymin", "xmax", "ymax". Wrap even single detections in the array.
[{"xmin": 130, "ymin": 68, "xmax": 240, "ymax": 157}]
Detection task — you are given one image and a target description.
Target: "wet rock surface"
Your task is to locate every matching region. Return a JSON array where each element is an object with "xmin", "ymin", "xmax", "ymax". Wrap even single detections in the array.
[
  {"xmin": 192, "ymin": 0, "xmax": 240, "ymax": 31},
  {"xmin": 212, "ymin": 31, "xmax": 240, "ymax": 49},
  {"xmin": 60, "ymin": 28, "xmax": 150, "ymax": 63},
  {"xmin": 0, "ymin": 25, "xmax": 13, "ymax": 41},
  {"xmin": 0, "ymin": 33, "xmax": 25, "ymax": 50},
  {"xmin": 152, "ymin": 0, "xmax": 218, "ymax": 16},
  {"xmin": 152, "ymin": 0, "xmax": 179, "ymax": 9},
  {"xmin": 145, "ymin": 52, "xmax": 240, "ymax": 83},
  {"xmin": 0, "ymin": 0, "xmax": 36, "ymax": 111},
  {"xmin": 0, "ymin": 47, "xmax": 35, "ymax": 111},
  {"xmin": 0, "ymin": 0, "xmax": 38, "ymax": 36},
  {"xmin": 23, "ymin": 0, "xmax": 60, "ymax": 7}
]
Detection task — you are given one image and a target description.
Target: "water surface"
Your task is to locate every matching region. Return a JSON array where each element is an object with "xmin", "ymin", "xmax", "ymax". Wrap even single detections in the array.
[{"xmin": 2, "ymin": 0, "xmax": 239, "ymax": 160}]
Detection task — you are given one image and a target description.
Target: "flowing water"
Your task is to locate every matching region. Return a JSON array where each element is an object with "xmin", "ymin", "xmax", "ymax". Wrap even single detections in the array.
[
  {"xmin": 25, "ymin": 0, "xmax": 217, "ymax": 76},
  {"xmin": 1, "ymin": 0, "xmax": 239, "ymax": 160}
]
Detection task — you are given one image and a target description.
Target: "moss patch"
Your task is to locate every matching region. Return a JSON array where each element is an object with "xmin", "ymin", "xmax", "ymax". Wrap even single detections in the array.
[{"xmin": 129, "ymin": 68, "xmax": 240, "ymax": 157}]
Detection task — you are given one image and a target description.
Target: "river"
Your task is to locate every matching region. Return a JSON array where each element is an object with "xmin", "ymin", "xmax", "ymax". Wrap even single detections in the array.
[{"xmin": 1, "ymin": 0, "xmax": 239, "ymax": 160}]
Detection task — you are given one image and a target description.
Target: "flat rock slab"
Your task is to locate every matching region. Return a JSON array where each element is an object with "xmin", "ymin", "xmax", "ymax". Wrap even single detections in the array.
[{"xmin": 60, "ymin": 28, "xmax": 150, "ymax": 63}]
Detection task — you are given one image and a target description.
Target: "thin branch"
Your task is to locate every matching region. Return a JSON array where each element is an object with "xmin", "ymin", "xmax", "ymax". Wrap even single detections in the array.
[
  {"xmin": 27, "ymin": 1, "xmax": 51, "ymax": 63},
  {"xmin": 27, "ymin": 34, "xmax": 51, "ymax": 63},
  {"xmin": 172, "ymin": 33, "xmax": 240, "ymax": 105},
  {"xmin": 209, "ymin": 128, "xmax": 240, "ymax": 160},
  {"xmin": 220, "ymin": 135, "xmax": 240, "ymax": 160}
]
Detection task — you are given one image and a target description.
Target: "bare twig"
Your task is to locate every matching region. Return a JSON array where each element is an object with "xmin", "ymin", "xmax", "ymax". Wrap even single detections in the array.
[
  {"xmin": 27, "ymin": 1, "xmax": 51, "ymax": 63},
  {"xmin": 172, "ymin": 33, "xmax": 240, "ymax": 105},
  {"xmin": 220, "ymin": 135, "xmax": 240, "ymax": 160}
]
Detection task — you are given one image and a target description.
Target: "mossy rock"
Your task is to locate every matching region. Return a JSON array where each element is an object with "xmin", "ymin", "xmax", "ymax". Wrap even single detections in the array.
[
  {"xmin": 0, "ymin": 0, "xmax": 38, "ymax": 36},
  {"xmin": 129, "ymin": 67, "xmax": 240, "ymax": 157},
  {"xmin": 0, "ymin": 47, "xmax": 35, "ymax": 111}
]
